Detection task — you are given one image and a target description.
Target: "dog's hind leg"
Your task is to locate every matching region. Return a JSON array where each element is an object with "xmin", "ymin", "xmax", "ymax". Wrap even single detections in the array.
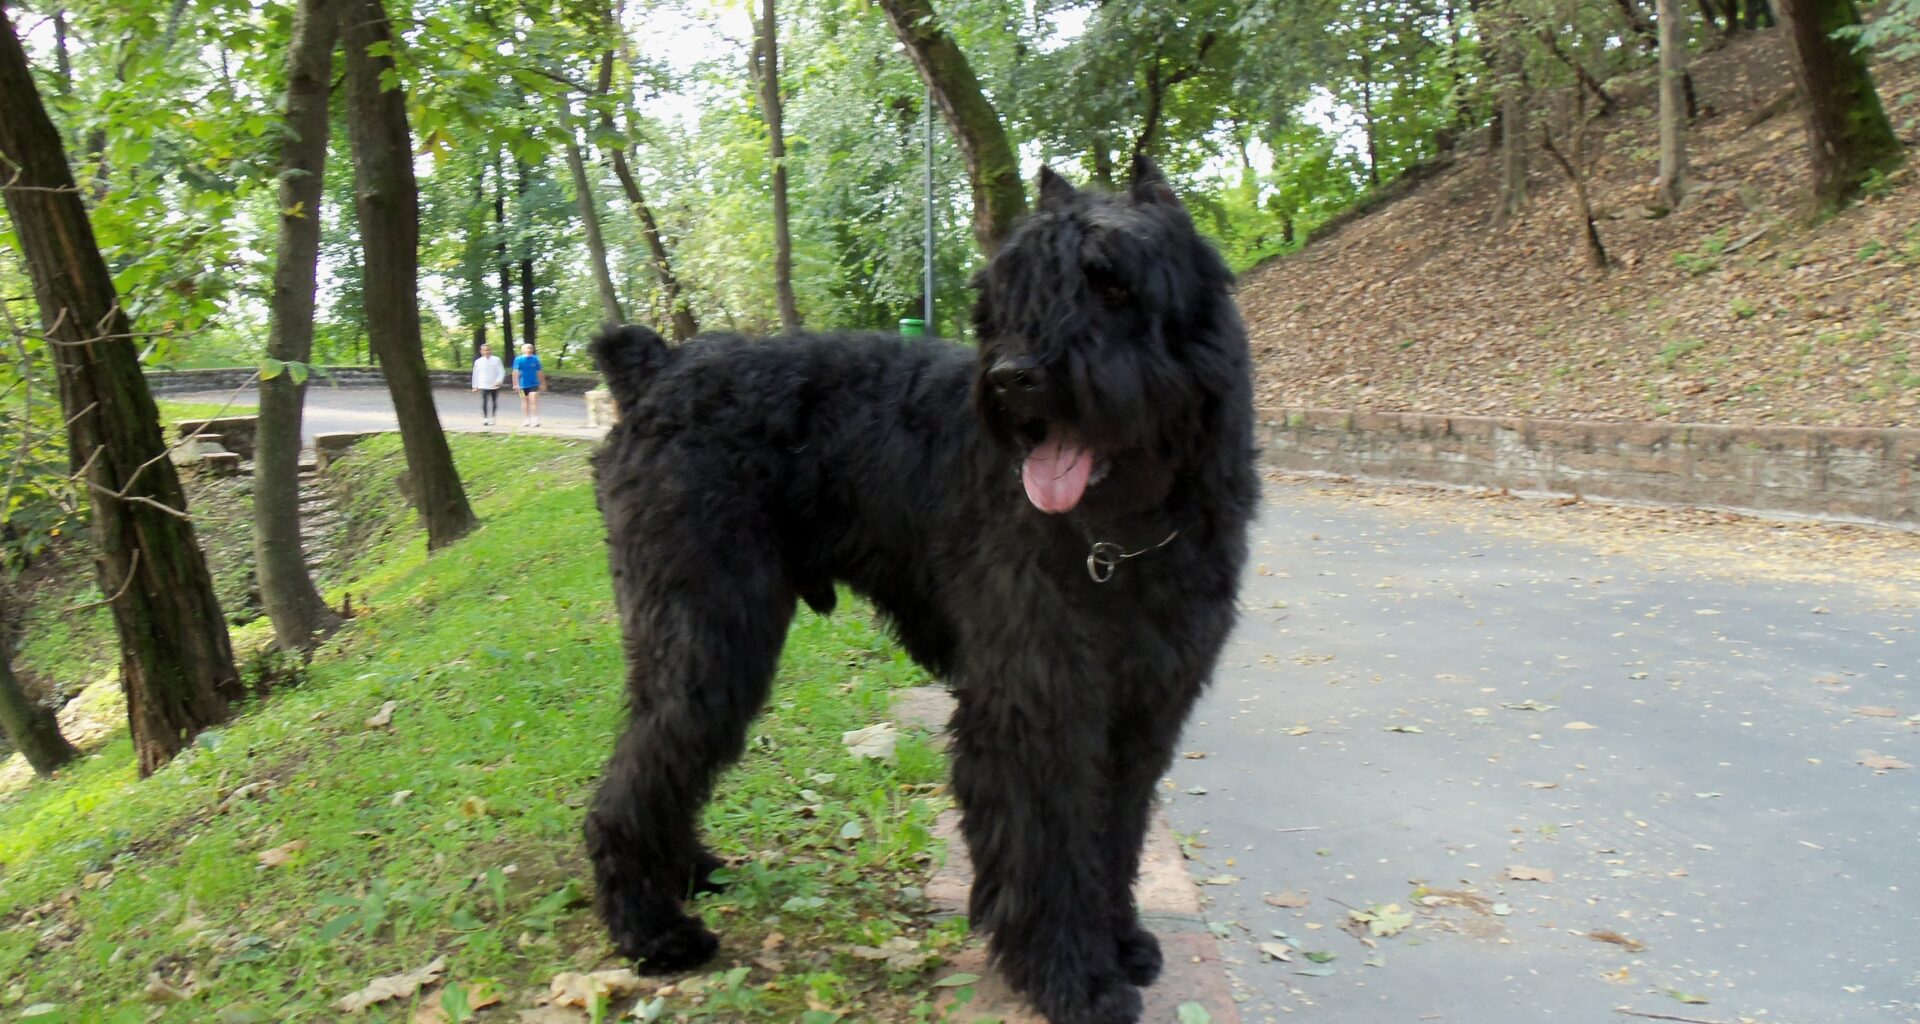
[
  {"xmin": 585, "ymin": 529, "xmax": 797, "ymax": 973},
  {"xmin": 951, "ymin": 684, "xmax": 1142, "ymax": 1024}
]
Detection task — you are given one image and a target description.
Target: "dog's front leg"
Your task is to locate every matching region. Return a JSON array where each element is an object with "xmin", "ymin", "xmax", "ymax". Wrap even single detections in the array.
[{"xmin": 950, "ymin": 687, "xmax": 1141, "ymax": 1024}]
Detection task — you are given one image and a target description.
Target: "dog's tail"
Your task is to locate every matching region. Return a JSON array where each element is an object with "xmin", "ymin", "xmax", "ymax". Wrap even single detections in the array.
[{"xmin": 591, "ymin": 324, "xmax": 673, "ymax": 416}]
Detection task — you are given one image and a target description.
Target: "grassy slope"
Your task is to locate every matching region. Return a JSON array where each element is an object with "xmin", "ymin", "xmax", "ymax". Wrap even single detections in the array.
[{"xmin": 0, "ymin": 434, "xmax": 955, "ymax": 1023}]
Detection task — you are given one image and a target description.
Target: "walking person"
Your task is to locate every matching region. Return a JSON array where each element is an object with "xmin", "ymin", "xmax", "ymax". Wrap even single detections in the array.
[
  {"xmin": 514, "ymin": 342, "xmax": 547, "ymax": 427},
  {"xmin": 471, "ymin": 343, "xmax": 506, "ymax": 425}
]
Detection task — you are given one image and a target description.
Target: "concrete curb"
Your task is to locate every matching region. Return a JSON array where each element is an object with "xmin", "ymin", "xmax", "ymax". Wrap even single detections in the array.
[{"xmin": 893, "ymin": 686, "xmax": 1241, "ymax": 1024}]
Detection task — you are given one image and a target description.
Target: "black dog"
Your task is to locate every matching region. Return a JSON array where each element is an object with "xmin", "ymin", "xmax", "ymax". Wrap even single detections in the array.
[{"xmin": 585, "ymin": 157, "xmax": 1256, "ymax": 1024}]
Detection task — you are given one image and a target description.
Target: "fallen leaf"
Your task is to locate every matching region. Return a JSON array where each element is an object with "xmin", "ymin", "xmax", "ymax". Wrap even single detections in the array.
[
  {"xmin": 1854, "ymin": 706, "xmax": 1900, "ymax": 718},
  {"xmin": 1294, "ymin": 966, "xmax": 1336, "ymax": 977},
  {"xmin": 1256, "ymin": 941, "xmax": 1293, "ymax": 962},
  {"xmin": 1563, "ymin": 721, "xmax": 1598, "ymax": 731},
  {"xmin": 1505, "ymin": 865, "xmax": 1556, "ymax": 882},
  {"xmin": 932, "ymin": 973, "xmax": 981, "ymax": 988},
  {"xmin": 1501, "ymin": 699, "xmax": 1556, "ymax": 712},
  {"xmin": 1586, "ymin": 929, "xmax": 1647, "ymax": 952},
  {"xmin": 1176, "ymin": 1003, "xmax": 1214, "ymax": 1024},
  {"xmin": 1348, "ymin": 903, "xmax": 1413, "ymax": 937},
  {"xmin": 217, "ymin": 781, "xmax": 274, "ymax": 813},
  {"xmin": 1285, "ymin": 725, "xmax": 1313, "ymax": 736},
  {"xmin": 1183, "ymin": 751, "xmax": 1208, "ymax": 759},
  {"xmin": 1859, "ymin": 754, "xmax": 1911, "ymax": 771},
  {"xmin": 257, "ymin": 840, "xmax": 309, "ymax": 868},
  {"xmin": 1383, "ymin": 724, "xmax": 1424, "ymax": 733},
  {"xmin": 841, "ymin": 722, "xmax": 898, "ymax": 761},
  {"xmin": 549, "ymin": 968, "xmax": 643, "ymax": 1008},
  {"xmin": 1523, "ymin": 781, "xmax": 1558, "ymax": 790},
  {"xmin": 336, "ymin": 956, "xmax": 447, "ymax": 1012},
  {"xmin": 1264, "ymin": 891, "xmax": 1310, "ymax": 908},
  {"xmin": 1199, "ymin": 874, "xmax": 1241, "ymax": 886},
  {"xmin": 849, "ymin": 936, "xmax": 929, "ymax": 971},
  {"xmin": 365, "ymin": 701, "xmax": 399, "ymax": 729},
  {"xmin": 1667, "ymin": 989, "xmax": 1709, "ymax": 1005},
  {"xmin": 457, "ymin": 796, "xmax": 489, "ymax": 819}
]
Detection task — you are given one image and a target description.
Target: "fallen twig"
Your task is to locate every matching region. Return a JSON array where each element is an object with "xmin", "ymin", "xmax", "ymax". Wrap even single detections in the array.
[{"xmin": 1614, "ymin": 1008, "xmax": 1735, "ymax": 1024}]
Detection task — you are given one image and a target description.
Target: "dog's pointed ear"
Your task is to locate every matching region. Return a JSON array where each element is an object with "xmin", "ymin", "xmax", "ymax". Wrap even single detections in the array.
[
  {"xmin": 1036, "ymin": 166, "xmax": 1077, "ymax": 211},
  {"xmin": 1129, "ymin": 155, "xmax": 1181, "ymax": 209}
]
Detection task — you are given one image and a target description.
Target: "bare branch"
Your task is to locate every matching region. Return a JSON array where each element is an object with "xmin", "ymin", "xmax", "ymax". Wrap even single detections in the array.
[{"xmin": 66, "ymin": 549, "xmax": 141, "ymax": 612}]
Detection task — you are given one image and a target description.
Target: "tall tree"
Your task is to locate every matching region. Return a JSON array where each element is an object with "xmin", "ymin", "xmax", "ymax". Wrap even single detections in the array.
[
  {"xmin": 340, "ymin": 0, "xmax": 479, "ymax": 549},
  {"xmin": 1656, "ymin": 0, "xmax": 1690, "ymax": 209},
  {"xmin": 1772, "ymin": 0, "xmax": 1904, "ymax": 211},
  {"xmin": 595, "ymin": 49, "xmax": 696, "ymax": 340},
  {"xmin": 754, "ymin": 0, "xmax": 801, "ymax": 328},
  {"xmin": 0, "ymin": 649, "xmax": 77, "ymax": 778},
  {"xmin": 253, "ymin": 0, "xmax": 342, "ymax": 650},
  {"xmin": 876, "ymin": 0, "xmax": 1027, "ymax": 253},
  {"xmin": 1, "ymin": 5, "xmax": 241, "ymax": 776},
  {"xmin": 563, "ymin": 101, "xmax": 625, "ymax": 324}
]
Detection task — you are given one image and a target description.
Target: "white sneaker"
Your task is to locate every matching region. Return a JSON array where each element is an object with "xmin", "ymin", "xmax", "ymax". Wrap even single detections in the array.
[
  {"xmin": 522, "ymin": 417, "xmax": 531, "ymax": 426},
  {"xmin": 532, "ymin": 417, "xmax": 541, "ymax": 427}
]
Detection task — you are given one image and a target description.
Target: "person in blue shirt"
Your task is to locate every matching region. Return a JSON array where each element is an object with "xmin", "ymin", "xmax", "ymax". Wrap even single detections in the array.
[{"xmin": 513, "ymin": 342, "xmax": 547, "ymax": 427}]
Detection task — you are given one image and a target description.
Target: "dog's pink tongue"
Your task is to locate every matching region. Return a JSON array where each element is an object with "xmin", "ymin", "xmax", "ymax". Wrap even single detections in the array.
[{"xmin": 1022, "ymin": 429, "xmax": 1093, "ymax": 514}]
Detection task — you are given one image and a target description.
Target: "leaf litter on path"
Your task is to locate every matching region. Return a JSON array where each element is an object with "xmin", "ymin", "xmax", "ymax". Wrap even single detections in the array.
[{"xmin": 336, "ymin": 955, "xmax": 447, "ymax": 1013}]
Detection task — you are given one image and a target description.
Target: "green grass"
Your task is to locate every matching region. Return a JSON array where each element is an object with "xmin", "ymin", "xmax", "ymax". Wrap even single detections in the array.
[
  {"xmin": 155, "ymin": 397, "xmax": 258, "ymax": 423},
  {"xmin": 0, "ymin": 435, "xmax": 955, "ymax": 1023}
]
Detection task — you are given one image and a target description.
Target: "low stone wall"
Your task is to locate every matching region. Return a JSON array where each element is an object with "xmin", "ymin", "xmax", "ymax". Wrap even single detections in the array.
[
  {"xmin": 1262, "ymin": 409, "xmax": 1920, "ymax": 528},
  {"xmin": 144, "ymin": 366, "xmax": 601, "ymax": 396}
]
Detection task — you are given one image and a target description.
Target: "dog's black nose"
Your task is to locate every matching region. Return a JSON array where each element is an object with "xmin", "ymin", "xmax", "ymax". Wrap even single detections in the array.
[{"xmin": 988, "ymin": 358, "xmax": 1045, "ymax": 395}]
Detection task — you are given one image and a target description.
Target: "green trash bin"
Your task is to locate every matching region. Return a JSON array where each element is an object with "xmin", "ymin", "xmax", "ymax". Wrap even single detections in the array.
[{"xmin": 898, "ymin": 318, "xmax": 926, "ymax": 337}]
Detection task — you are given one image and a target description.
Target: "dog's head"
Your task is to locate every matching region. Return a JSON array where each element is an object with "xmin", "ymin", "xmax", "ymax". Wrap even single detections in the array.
[{"xmin": 972, "ymin": 156, "xmax": 1246, "ymax": 518}]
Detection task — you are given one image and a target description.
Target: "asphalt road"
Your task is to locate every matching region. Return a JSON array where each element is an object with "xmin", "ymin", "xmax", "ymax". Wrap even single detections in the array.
[
  {"xmin": 1165, "ymin": 481, "xmax": 1919, "ymax": 1024},
  {"xmin": 168, "ymin": 386, "xmax": 598, "ymax": 442}
]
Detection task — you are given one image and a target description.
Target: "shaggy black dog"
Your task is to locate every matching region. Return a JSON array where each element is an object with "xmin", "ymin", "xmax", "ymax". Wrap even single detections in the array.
[{"xmin": 585, "ymin": 156, "xmax": 1256, "ymax": 1024}]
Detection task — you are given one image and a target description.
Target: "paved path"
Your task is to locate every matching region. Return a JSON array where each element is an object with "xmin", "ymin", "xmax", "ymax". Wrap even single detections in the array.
[
  {"xmin": 168, "ymin": 386, "xmax": 603, "ymax": 442},
  {"xmin": 1166, "ymin": 479, "xmax": 1919, "ymax": 1024}
]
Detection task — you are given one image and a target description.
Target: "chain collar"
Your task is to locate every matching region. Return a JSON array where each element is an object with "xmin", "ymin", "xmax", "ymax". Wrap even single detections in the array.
[{"xmin": 1084, "ymin": 527, "xmax": 1180, "ymax": 583}]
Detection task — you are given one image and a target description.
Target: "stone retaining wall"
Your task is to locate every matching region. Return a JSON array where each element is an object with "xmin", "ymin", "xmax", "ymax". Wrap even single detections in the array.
[
  {"xmin": 1262, "ymin": 409, "xmax": 1920, "ymax": 528},
  {"xmin": 144, "ymin": 366, "xmax": 601, "ymax": 396}
]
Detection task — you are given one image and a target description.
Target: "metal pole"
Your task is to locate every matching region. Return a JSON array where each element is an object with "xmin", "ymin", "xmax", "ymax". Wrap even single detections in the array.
[{"xmin": 923, "ymin": 84, "xmax": 935, "ymax": 337}]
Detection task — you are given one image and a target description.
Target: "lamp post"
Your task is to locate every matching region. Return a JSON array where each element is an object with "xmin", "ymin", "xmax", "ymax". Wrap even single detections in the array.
[{"xmin": 922, "ymin": 84, "xmax": 935, "ymax": 337}]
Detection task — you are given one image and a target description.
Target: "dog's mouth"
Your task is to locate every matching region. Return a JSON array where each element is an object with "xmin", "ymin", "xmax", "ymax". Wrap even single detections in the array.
[{"xmin": 1017, "ymin": 421, "xmax": 1108, "ymax": 514}]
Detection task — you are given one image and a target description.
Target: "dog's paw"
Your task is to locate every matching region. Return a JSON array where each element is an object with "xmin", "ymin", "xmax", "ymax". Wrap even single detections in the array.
[
  {"xmin": 1038, "ymin": 980, "xmax": 1144, "ymax": 1024},
  {"xmin": 1116, "ymin": 926, "xmax": 1162, "ymax": 987},
  {"xmin": 623, "ymin": 919, "xmax": 720, "ymax": 974}
]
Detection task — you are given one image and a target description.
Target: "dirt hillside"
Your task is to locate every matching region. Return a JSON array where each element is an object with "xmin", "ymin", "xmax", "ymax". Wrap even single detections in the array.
[{"xmin": 1240, "ymin": 33, "xmax": 1920, "ymax": 428}]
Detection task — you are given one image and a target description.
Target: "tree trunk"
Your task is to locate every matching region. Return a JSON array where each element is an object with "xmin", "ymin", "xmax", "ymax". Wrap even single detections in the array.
[
  {"xmin": 340, "ymin": 0, "xmax": 478, "ymax": 550},
  {"xmin": 1, "ymin": 6, "xmax": 241, "ymax": 776},
  {"xmin": 595, "ymin": 49, "xmax": 697, "ymax": 340},
  {"xmin": 1657, "ymin": 0, "xmax": 1690, "ymax": 209},
  {"xmin": 1772, "ymin": 0, "xmax": 1905, "ymax": 211},
  {"xmin": 1538, "ymin": 29, "xmax": 1618, "ymax": 116},
  {"xmin": 876, "ymin": 0, "xmax": 1027, "ymax": 254},
  {"xmin": 517, "ymin": 161, "xmax": 537, "ymax": 351},
  {"xmin": 755, "ymin": 0, "xmax": 801, "ymax": 329},
  {"xmin": 1541, "ymin": 94, "xmax": 1610, "ymax": 273},
  {"xmin": 1495, "ymin": 58, "xmax": 1528, "ymax": 225},
  {"xmin": 493, "ymin": 156, "xmax": 515, "ymax": 350},
  {"xmin": 563, "ymin": 110, "xmax": 624, "ymax": 324},
  {"xmin": 1360, "ymin": 74, "xmax": 1381, "ymax": 186},
  {"xmin": 254, "ymin": 0, "xmax": 342, "ymax": 651},
  {"xmin": 0, "ymin": 652, "xmax": 78, "ymax": 777}
]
